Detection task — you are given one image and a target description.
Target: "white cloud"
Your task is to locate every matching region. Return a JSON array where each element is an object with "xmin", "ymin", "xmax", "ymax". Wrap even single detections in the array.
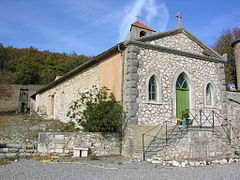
[{"xmin": 118, "ymin": 0, "xmax": 169, "ymax": 42}]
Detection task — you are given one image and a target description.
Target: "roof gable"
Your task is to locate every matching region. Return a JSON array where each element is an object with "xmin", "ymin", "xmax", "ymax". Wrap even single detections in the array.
[{"xmin": 136, "ymin": 28, "xmax": 222, "ymax": 58}]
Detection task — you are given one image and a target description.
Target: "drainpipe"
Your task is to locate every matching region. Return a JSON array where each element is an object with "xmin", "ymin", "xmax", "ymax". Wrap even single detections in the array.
[{"xmin": 118, "ymin": 43, "xmax": 125, "ymax": 154}]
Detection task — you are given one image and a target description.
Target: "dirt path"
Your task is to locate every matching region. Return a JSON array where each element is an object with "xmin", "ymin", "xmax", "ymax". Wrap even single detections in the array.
[{"xmin": 1, "ymin": 159, "xmax": 240, "ymax": 180}]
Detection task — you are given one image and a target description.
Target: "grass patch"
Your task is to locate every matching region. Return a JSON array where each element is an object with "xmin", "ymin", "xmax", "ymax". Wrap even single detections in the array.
[
  {"xmin": 27, "ymin": 155, "xmax": 61, "ymax": 162},
  {"xmin": 0, "ymin": 158, "xmax": 10, "ymax": 166},
  {"xmin": 26, "ymin": 155, "xmax": 47, "ymax": 161},
  {"xmin": 0, "ymin": 157, "xmax": 17, "ymax": 166},
  {"xmin": 62, "ymin": 122, "xmax": 80, "ymax": 132},
  {"xmin": 0, "ymin": 114, "xmax": 70, "ymax": 144},
  {"xmin": 89, "ymin": 154, "xmax": 99, "ymax": 160}
]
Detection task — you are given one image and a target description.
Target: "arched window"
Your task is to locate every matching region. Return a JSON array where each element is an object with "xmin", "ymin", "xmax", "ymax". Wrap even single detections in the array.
[
  {"xmin": 140, "ymin": 31, "xmax": 146, "ymax": 37},
  {"xmin": 176, "ymin": 73, "xmax": 188, "ymax": 89},
  {"xmin": 206, "ymin": 83, "xmax": 213, "ymax": 106},
  {"xmin": 148, "ymin": 75, "xmax": 158, "ymax": 101}
]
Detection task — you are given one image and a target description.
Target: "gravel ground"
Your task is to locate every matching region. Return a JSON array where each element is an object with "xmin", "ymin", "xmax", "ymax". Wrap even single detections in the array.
[{"xmin": 0, "ymin": 159, "xmax": 240, "ymax": 180}]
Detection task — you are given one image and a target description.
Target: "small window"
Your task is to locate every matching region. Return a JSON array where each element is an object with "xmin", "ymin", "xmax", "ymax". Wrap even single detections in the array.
[
  {"xmin": 206, "ymin": 83, "xmax": 213, "ymax": 106},
  {"xmin": 140, "ymin": 31, "xmax": 146, "ymax": 37},
  {"xmin": 149, "ymin": 76, "xmax": 158, "ymax": 101}
]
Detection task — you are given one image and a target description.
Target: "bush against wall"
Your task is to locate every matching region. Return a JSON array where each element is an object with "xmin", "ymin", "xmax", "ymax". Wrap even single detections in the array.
[{"xmin": 67, "ymin": 86, "xmax": 123, "ymax": 133}]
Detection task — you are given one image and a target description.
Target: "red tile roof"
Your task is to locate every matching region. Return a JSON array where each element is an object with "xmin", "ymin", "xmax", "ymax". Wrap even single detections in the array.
[{"xmin": 131, "ymin": 21, "xmax": 156, "ymax": 32}]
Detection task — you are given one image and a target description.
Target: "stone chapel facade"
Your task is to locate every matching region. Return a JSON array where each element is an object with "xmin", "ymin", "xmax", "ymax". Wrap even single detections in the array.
[{"xmin": 31, "ymin": 18, "xmax": 239, "ymax": 158}]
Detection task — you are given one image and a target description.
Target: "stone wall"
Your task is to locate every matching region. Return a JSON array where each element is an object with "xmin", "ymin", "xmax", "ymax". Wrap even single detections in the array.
[
  {"xmin": 38, "ymin": 132, "xmax": 120, "ymax": 156},
  {"xmin": 0, "ymin": 143, "xmax": 35, "ymax": 159},
  {"xmin": 150, "ymin": 32, "xmax": 205, "ymax": 55},
  {"xmin": 136, "ymin": 32, "xmax": 225, "ymax": 125},
  {"xmin": 34, "ymin": 67, "xmax": 99, "ymax": 122},
  {"xmin": 227, "ymin": 92, "xmax": 240, "ymax": 145},
  {"xmin": 156, "ymin": 129, "xmax": 235, "ymax": 161}
]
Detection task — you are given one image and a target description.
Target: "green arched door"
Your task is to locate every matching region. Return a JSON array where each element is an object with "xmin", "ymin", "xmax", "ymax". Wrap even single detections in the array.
[{"xmin": 176, "ymin": 73, "xmax": 189, "ymax": 119}]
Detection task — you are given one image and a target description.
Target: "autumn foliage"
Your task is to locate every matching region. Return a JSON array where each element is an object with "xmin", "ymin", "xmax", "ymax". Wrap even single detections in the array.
[
  {"xmin": 213, "ymin": 28, "xmax": 240, "ymax": 87},
  {"xmin": 0, "ymin": 44, "xmax": 90, "ymax": 85},
  {"xmin": 0, "ymin": 71, "xmax": 13, "ymax": 100}
]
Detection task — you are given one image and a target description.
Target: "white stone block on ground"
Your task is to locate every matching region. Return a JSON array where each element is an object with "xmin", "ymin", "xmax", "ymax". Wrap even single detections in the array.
[
  {"xmin": 151, "ymin": 160, "xmax": 162, "ymax": 164},
  {"xmin": 171, "ymin": 160, "xmax": 180, "ymax": 167},
  {"xmin": 72, "ymin": 147, "xmax": 89, "ymax": 157},
  {"xmin": 181, "ymin": 161, "xmax": 188, "ymax": 167},
  {"xmin": 220, "ymin": 159, "xmax": 227, "ymax": 164}
]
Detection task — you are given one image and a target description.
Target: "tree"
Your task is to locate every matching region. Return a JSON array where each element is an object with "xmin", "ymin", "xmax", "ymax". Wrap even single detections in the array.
[
  {"xmin": 63, "ymin": 54, "xmax": 89, "ymax": 73},
  {"xmin": 40, "ymin": 54, "xmax": 65, "ymax": 84},
  {"xmin": 0, "ymin": 71, "xmax": 13, "ymax": 100},
  {"xmin": 213, "ymin": 28, "xmax": 240, "ymax": 87},
  {"xmin": 67, "ymin": 86, "xmax": 123, "ymax": 133},
  {"xmin": 15, "ymin": 56, "xmax": 39, "ymax": 85},
  {"xmin": 0, "ymin": 44, "xmax": 90, "ymax": 85}
]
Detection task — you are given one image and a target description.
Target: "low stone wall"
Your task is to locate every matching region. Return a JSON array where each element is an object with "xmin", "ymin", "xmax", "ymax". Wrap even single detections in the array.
[
  {"xmin": 156, "ymin": 129, "xmax": 236, "ymax": 161},
  {"xmin": 227, "ymin": 92, "xmax": 240, "ymax": 145},
  {"xmin": 38, "ymin": 132, "xmax": 120, "ymax": 156},
  {"xmin": 0, "ymin": 143, "xmax": 36, "ymax": 158}
]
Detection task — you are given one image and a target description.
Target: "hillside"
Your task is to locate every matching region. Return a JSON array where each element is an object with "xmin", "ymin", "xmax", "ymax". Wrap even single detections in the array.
[{"xmin": 0, "ymin": 44, "xmax": 90, "ymax": 85}]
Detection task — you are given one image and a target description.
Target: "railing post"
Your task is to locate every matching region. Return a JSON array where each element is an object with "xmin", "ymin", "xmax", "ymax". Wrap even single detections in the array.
[
  {"xmin": 229, "ymin": 122, "xmax": 232, "ymax": 144},
  {"xmin": 165, "ymin": 121, "xmax": 168, "ymax": 145},
  {"xmin": 212, "ymin": 110, "xmax": 215, "ymax": 131},
  {"xmin": 142, "ymin": 134, "xmax": 145, "ymax": 161},
  {"xmin": 200, "ymin": 109, "xmax": 202, "ymax": 128}
]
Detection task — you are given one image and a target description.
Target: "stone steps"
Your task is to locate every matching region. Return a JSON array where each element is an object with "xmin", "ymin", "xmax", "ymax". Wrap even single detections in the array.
[
  {"xmin": 135, "ymin": 126, "xmax": 240, "ymax": 160},
  {"xmin": 0, "ymin": 143, "xmax": 36, "ymax": 159}
]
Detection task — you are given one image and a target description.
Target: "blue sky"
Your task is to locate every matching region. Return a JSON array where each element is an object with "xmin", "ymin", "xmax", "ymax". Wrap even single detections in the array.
[{"xmin": 0, "ymin": 0, "xmax": 239, "ymax": 56}]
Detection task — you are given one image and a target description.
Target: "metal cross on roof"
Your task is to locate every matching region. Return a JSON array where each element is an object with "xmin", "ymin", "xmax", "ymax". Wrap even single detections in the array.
[
  {"xmin": 176, "ymin": 13, "xmax": 184, "ymax": 29},
  {"xmin": 135, "ymin": 15, "xmax": 141, "ymax": 21},
  {"xmin": 176, "ymin": 13, "xmax": 182, "ymax": 22}
]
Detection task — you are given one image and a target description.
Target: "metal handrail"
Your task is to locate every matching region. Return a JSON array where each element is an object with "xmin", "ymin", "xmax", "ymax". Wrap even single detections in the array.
[
  {"xmin": 142, "ymin": 121, "xmax": 167, "ymax": 161},
  {"xmin": 145, "ymin": 122, "xmax": 166, "ymax": 151},
  {"xmin": 214, "ymin": 111, "xmax": 240, "ymax": 146},
  {"xmin": 142, "ymin": 109, "xmax": 240, "ymax": 161},
  {"xmin": 142, "ymin": 121, "xmax": 187, "ymax": 161}
]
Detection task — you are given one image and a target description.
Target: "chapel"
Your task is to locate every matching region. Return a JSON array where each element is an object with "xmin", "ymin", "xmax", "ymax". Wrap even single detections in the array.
[{"xmin": 31, "ymin": 14, "xmax": 240, "ymax": 159}]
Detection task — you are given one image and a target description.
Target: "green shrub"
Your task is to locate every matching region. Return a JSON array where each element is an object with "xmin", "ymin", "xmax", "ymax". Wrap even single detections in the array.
[
  {"xmin": 62, "ymin": 122, "xmax": 80, "ymax": 132},
  {"xmin": 206, "ymin": 161, "xmax": 212, "ymax": 165},
  {"xmin": 67, "ymin": 86, "xmax": 123, "ymax": 133},
  {"xmin": 234, "ymin": 151, "xmax": 240, "ymax": 156}
]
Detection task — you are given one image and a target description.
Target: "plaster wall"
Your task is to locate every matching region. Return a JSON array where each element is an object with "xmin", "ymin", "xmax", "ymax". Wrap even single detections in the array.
[
  {"xmin": 99, "ymin": 53, "xmax": 122, "ymax": 101},
  {"xmin": 33, "ymin": 53, "xmax": 122, "ymax": 122}
]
